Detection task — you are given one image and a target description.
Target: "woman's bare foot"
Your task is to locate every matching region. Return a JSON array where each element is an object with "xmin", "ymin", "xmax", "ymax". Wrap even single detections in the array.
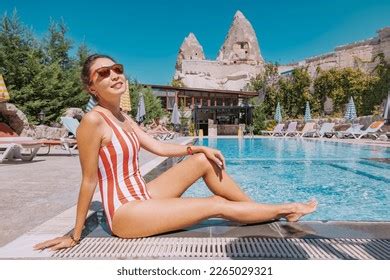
[{"xmin": 285, "ymin": 199, "xmax": 318, "ymax": 222}]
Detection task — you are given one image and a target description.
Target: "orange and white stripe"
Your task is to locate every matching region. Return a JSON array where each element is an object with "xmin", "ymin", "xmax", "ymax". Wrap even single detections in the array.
[{"xmin": 96, "ymin": 111, "xmax": 151, "ymax": 230}]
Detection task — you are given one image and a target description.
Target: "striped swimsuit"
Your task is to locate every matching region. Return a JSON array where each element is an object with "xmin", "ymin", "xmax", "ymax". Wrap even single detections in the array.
[{"xmin": 96, "ymin": 111, "xmax": 152, "ymax": 230}]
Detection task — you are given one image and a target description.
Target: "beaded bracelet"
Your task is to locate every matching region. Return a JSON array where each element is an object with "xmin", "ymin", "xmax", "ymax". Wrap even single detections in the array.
[{"xmin": 186, "ymin": 146, "xmax": 193, "ymax": 155}]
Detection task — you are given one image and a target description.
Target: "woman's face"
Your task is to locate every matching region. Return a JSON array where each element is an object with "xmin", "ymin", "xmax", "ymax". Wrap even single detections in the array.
[{"xmin": 88, "ymin": 57, "xmax": 126, "ymax": 100}]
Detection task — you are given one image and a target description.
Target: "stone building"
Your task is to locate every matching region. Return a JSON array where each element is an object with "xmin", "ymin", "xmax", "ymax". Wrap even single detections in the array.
[{"xmin": 280, "ymin": 27, "xmax": 390, "ymax": 77}]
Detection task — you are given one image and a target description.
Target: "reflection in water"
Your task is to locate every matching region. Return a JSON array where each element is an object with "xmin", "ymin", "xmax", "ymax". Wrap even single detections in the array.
[
  {"xmin": 208, "ymin": 137, "xmax": 217, "ymax": 148},
  {"xmin": 238, "ymin": 137, "xmax": 245, "ymax": 156}
]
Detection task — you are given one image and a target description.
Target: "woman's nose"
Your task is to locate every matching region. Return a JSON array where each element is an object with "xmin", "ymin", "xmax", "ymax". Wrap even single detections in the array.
[{"xmin": 110, "ymin": 70, "xmax": 119, "ymax": 80}]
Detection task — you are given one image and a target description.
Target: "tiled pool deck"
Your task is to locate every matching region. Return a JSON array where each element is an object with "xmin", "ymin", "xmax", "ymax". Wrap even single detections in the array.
[{"xmin": 0, "ymin": 136, "xmax": 389, "ymax": 259}]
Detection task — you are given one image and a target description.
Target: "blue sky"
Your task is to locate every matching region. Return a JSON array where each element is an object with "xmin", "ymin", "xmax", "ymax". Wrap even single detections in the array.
[{"xmin": 1, "ymin": 0, "xmax": 390, "ymax": 84}]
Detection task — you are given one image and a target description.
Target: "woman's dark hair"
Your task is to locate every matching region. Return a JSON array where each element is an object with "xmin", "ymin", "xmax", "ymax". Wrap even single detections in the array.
[{"xmin": 81, "ymin": 54, "xmax": 116, "ymax": 91}]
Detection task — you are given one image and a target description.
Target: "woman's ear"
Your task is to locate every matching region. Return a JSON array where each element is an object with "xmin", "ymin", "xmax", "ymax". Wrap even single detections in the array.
[{"xmin": 88, "ymin": 85, "xmax": 96, "ymax": 94}]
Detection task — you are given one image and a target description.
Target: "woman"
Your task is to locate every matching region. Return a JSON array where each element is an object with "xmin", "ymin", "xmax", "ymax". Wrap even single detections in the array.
[{"xmin": 34, "ymin": 54, "xmax": 317, "ymax": 251}]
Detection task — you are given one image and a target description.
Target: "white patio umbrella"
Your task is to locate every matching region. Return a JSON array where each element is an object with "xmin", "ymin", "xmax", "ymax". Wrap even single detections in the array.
[
  {"xmin": 136, "ymin": 94, "xmax": 146, "ymax": 123},
  {"xmin": 274, "ymin": 102, "xmax": 282, "ymax": 123},
  {"xmin": 344, "ymin": 96, "xmax": 357, "ymax": 121},
  {"xmin": 85, "ymin": 96, "xmax": 98, "ymax": 112},
  {"xmin": 384, "ymin": 91, "xmax": 390, "ymax": 124},
  {"xmin": 171, "ymin": 102, "xmax": 180, "ymax": 125},
  {"xmin": 304, "ymin": 101, "xmax": 312, "ymax": 122}
]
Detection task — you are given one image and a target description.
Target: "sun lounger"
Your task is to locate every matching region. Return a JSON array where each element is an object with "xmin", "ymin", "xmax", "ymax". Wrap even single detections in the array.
[
  {"xmin": 261, "ymin": 123, "xmax": 284, "ymax": 136},
  {"xmin": 38, "ymin": 138, "xmax": 78, "ymax": 155},
  {"xmin": 149, "ymin": 131, "xmax": 176, "ymax": 141},
  {"xmin": 340, "ymin": 121, "xmax": 384, "ymax": 139},
  {"xmin": 306, "ymin": 122, "xmax": 335, "ymax": 138},
  {"xmin": 335, "ymin": 124, "xmax": 364, "ymax": 138},
  {"xmin": 283, "ymin": 122, "xmax": 298, "ymax": 137},
  {"xmin": 60, "ymin": 117, "xmax": 80, "ymax": 155},
  {"xmin": 298, "ymin": 123, "xmax": 316, "ymax": 137},
  {"xmin": 0, "ymin": 137, "xmax": 42, "ymax": 162}
]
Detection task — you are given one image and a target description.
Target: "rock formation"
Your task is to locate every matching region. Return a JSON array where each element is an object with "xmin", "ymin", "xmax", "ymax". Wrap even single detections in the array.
[
  {"xmin": 174, "ymin": 10, "xmax": 264, "ymax": 91},
  {"xmin": 175, "ymin": 33, "xmax": 205, "ymax": 71},
  {"xmin": 0, "ymin": 102, "xmax": 33, "ymax": 136},
  {"xmin": 217, "ymin": 11, "xmax": 264, "ymax": 65},
  {"xmin": 0, "ymin": 103, "xmax": 81, "ymax": 138}
]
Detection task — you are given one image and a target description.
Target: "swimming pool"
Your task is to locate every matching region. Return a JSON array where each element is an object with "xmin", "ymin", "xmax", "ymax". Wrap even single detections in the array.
[{"xmin": 182, "ymin": 138, "xmax": 390, "ymax": 221}]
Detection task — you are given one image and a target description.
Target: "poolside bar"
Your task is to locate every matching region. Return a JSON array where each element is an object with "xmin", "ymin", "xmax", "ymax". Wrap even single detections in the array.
[{"xmin": 146, "ymin": 84, "xmax": 257, "ymax": 135}]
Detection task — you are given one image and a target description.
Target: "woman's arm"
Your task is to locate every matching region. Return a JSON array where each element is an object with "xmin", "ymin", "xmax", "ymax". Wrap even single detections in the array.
[
  {"xmin": 128, "ymin": 117, "xmax": 225, "ymax": 169},
  {"xmin": 34, "ymin": 112, "xmax": 103, "ymax": 250},
  {"xmin": 71, "ymin": 113, "xmax": 103, "ymax": 241}
]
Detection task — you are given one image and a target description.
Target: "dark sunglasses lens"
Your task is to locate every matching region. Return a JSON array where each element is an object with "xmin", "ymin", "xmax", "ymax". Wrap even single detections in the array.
[
  {"xmin": 112, "ymin": 64, "xmax": 124, "ymax": 74},
  {"xmin": 97, "ymin": 68, "xmax": 111, "ymax": 78}
]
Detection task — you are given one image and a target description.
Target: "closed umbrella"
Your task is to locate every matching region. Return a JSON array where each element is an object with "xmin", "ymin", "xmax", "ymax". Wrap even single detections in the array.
[
  {"xmin": 120, "ymin": 80, "xmax": 131, "ymax": 112},
  {"xmin": 344, "ymin": 96, "xmax": 357, "ymax": 121},
  {"xmin": 274, "ymin": 102, "xmax": 282, "ymax": 124},
  {"xmin": 136, "ymin": 94, "xmax": 146, "ymax": 123},
  {"xmin": 171, "ymin": 102, "xmax": 180, "ymax": 125},
  {"xmin": 85, "ymin": 96, "xmax": 98, "ymax": 112},
  {"xmin": 0, "ymin": 74, "xmax": 10, "ymax": 103},
  {"xmin": 384, "ymin": 91, "xmax": 390, "ymax": 124},
  {"xmin": 304, "ymin": 101, "xmax": 312, "ymax": 123}
]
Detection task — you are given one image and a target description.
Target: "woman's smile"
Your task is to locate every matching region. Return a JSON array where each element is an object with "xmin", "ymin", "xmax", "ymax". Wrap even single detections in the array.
[{"xmin": 111, "ymin": 81, "xmax": 123, "ymax": 89}]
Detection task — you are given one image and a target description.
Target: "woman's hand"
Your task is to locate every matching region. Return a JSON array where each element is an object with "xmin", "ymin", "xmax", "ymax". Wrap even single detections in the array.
[
  {"xmin": 33, "ymin": 236, "xmax": 78, "ymax": 251},
  {"xmin": 200, "ymin": 146, "xmax": 226, "ymax": 170}
]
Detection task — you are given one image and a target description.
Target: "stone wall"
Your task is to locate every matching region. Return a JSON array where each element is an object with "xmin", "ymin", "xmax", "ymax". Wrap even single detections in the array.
[
  {"xmin": 283, "ymin": 27, "xmax": 390, "ymax": 77},
  {"xmin": 179, "ymin": 59, "xmax": 263, "ymax": 90}
]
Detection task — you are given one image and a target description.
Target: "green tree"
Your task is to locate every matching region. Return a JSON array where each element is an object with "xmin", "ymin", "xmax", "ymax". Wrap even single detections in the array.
[
  {"xmin": 278, "ymin": 67, "xmax": 311, "ymax": 118},
  {"xmin": 363, "ymin": 53, "xmax": 390, "ymax": 115},
  {"xmin": 247, "ymin": 62, "xmax": 280, "ymax": 117},
  {"xmin": 0, "ymin": 9, "xmax": 39, "ymax": 92},
  {"xmin": 128, "ymin": 79, "xmax": 164, "ymax": 123},
  {"xmin": 249, "ymin": 97, "xmax": 266, "ymax": 134},
  {"xmin": 43, "ymin": 19, "xmax": 72, "ymax": 70},
  {"xmin": 171, "ymin": 78, "xmax": 184, "ymax": 88},
  {"xmin": 0, "ymin": 11, "xmax": 89, "ymax": 124},
  {"xmin": 313, "ymin": 67, "xmax": 377, "ymax": 116}
]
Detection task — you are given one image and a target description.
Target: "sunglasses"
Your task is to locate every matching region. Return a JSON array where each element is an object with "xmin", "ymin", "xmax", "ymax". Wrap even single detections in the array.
[{"xmin": 90, "ymin": 64, "xmax": 124, "ymax": 83}]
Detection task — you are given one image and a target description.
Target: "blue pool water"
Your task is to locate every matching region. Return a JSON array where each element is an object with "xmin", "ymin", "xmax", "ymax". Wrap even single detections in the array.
[{"xmin": 183, "ymin": 138, "xmax": 390, "ymax": 221}]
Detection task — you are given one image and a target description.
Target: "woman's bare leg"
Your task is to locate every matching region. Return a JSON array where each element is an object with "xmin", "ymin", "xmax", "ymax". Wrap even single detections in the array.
[
  {"xmin": 112, "ymin": 196, "xmax": 317, "ymax": 238},
  {"xmin": 146, "ymin": 153, "xmax": 252, "ymax": 202}
]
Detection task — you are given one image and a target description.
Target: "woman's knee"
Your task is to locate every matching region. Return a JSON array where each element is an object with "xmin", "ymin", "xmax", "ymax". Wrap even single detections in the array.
[{"xmin": 192, "ymin": 153, "xmax": 215, "ymax": 173}]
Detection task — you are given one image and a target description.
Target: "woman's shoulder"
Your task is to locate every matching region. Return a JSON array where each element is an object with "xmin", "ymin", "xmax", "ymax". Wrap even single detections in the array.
[{"xmin": 79, "ymin": 111, "xmax": 105, "ymax": 130}]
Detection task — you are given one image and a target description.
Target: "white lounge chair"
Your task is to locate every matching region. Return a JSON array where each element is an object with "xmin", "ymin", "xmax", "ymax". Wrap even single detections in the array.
[
  {"xmin": 299, "ymin": 123, "xmax": 316, "ymax": 137},
  {"xmin": 309, "ymin": 122, "xmax": 335, "ymax": 138},
  {"xmin": 341, "ymin": 121, "xmax": 384, "ymax": 139},
  {"xmin": 336, "ymin": 124, "xmax": 364, "ymax": 138},
  {"xmin": 0, "ymin": 137, "xmax": 42, "ymax": 163},
  {"xmin": 261, "ymin": 123, "xmax": 284, "ymax": 136},
  {"xmin": 283, "ymin": 122, "xmax": 298, "ymax": 137},
  {"xmin": 60, "ymin": 117, "xmax": 80, "ymax": 155}
]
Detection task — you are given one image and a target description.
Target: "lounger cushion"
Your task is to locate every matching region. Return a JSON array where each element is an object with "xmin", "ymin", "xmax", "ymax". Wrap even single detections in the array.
[
  {"xmin": 370, "ymin": 121, "xmax": 383, "ymax": 129},
  {"xmin": 0, "ymin": 123, "xmax": 18, "ymax": 137}
]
